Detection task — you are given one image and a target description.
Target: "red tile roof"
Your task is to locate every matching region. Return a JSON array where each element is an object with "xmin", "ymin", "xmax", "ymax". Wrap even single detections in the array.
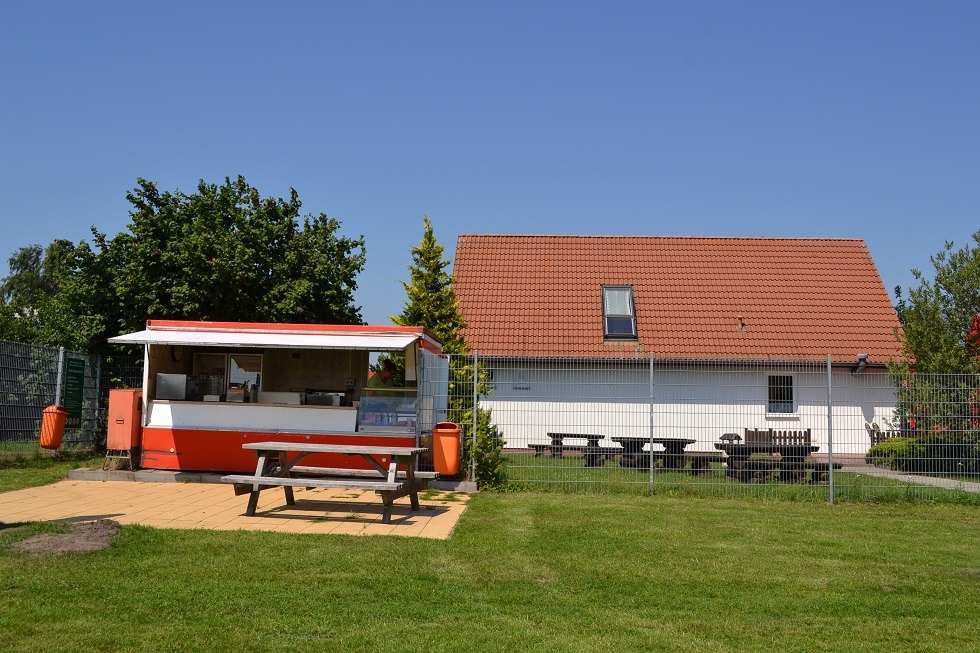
[{"xmin": 452, "ymin": 235, "xmax": 905, "ymax": 362}]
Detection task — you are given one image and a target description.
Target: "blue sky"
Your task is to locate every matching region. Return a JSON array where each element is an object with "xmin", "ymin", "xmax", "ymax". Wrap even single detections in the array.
[{"xmin": 1, "ymin": 2, "xmax": 977, "ymax": 326}]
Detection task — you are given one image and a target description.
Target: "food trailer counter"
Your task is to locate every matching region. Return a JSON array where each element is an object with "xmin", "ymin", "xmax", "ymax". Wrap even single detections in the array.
[{"xmin": 147, "ymin": 401, "xmax": 359, "ymax": 432}]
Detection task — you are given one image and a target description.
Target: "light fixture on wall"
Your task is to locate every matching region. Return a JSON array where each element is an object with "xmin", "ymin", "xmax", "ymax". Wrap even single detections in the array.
[{"xmin": 852, "ymin": 353, "xmax": 868, "ymax": 375}]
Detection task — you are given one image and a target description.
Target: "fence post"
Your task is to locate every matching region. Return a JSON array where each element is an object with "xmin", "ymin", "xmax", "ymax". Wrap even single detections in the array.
[
  {"xmin": 649, "ymin": 352, "xmax": 655, "ymax": 494},
  {"xmin": 471, "ymin": 351, "xmax": 479, "ymax": 483},
  {"xmin": 826, "ymin": 354, "xmax": 835, "ymax": 504},
  {"xmin": 54, "ymin": 346, "xmax": 65, "ymax": 406}
]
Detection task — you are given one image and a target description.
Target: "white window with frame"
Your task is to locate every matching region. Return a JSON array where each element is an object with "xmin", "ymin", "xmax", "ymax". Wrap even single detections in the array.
[
  {"xmin": 767, "ymin": 374, "xmax": 795, "ymax": 414},
  {"xmin": 511, "ymin": 368, "xmax": 530, "ymax": 392},
  {"xmin": 602, "ymin": 285, "xmax": 637, "ymax": 339}
]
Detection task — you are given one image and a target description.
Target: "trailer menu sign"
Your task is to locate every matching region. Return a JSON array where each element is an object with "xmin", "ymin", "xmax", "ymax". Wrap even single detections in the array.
[{"xmin": 64, "ymin": 358, "xmax": 85, "ymax": 428}]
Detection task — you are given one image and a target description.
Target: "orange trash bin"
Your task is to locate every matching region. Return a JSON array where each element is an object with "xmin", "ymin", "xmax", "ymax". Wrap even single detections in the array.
[
  {"xmin": 40, "ymin": 405, "xmax": 68, "ymax": 450},
  {"xmin": 432, "ymin": 422, "xmax": 461, "ymax": 476}
]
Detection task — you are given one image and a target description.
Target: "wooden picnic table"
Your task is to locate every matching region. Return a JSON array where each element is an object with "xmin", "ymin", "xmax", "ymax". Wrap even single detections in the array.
[
  {"xmin": 548, "ymin": 432, "xmax": 604, "ymax": 449},
  {"xmin": 611, "ymin": 436, "xmax": 697, "ymax": 469},
  {"xmin": 714, "ymin": 442, "xmax": 819, "ymax": 463},
  {"xmin": 221, "ymin": 441, "xmax": 427, "ymax": 523},
  {"xmin": 714, "ymin": 442, "xmax": 820, "ymax": 483},
  {"xmin": 530, "ymin": 433, "xmax": 605, "ymax": 461}
]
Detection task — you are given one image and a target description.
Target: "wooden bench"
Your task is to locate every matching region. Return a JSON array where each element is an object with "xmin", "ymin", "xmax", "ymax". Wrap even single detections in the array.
[
  {"xmin": 530, "ymin": 443, "xmax": 584, "ymax": 457},
  {"xmin": 612, "ymin": 436, "xmax": 696, "ymax": 469},
  {"xmin": 223, "ymin": 474, "xmax": 405, "ymax": 493},
  {"xmin": 583, "ymin": 446, "xmax": 623, "ymax": 467},
  {"xmin": 684, "ymin": 452, "xmax": 727, "ymax": 476},
  {"xmin": 529, "ymin": 443, "xmax": 549, "ymax": 456},
  {"xmin": 724, "ymin": 458, "xmax": 844, "ymax": 484},
  {"xmin": 528, "ymin": 442, "xmax": 618, "ymax": 467},
  {"xmin": 866, "ymin": 422, "xmax": 901, "ymax": 446},
  {"xmin": 744, "ymin": 427, "xmax": 812, "ymax": 446},
  {"xmin": 737, "ymin": 428, "xmax": 815, "ymax": 481},
  {"xmin": 716, "ymin": 429, "xmax": 825, "ymax": 483},
  {"xmin": 530, "ymin": 433, "xmax": 605, "ymax": 459},
  {"xmin": 530, "ymin": 433, "xmax": 605, "ymax": 461},
  {"xmin": 727, "ymin": 458, "xmax": 782, "ymax": 483},
  {"xmin": 222, "ymin": 474, "xmax": 410, "ymax": 522},
  {"xmin": 807, "ymin": 461, "xmax": 844, "ymax": 484},
  {"xmin": 291, "ymin": 465, "xmax": 439, "ymax": 482}
]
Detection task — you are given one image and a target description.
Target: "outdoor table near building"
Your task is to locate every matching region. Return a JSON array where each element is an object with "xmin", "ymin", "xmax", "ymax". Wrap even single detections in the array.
[
  {"xmin": 221, "ymin": 441, "xmax": 428, "ymax": 523},
  {"xmin": 714, "ymin": 442, "xmax": 819, "ymax": 464},
  {"xmin": 714, "ymin": 442, "xmax": 824, "ymax": 482},
  {"xmin": 530, "ymin": 432, "xmax": 604, "ymax": 459},
  {"xmin": 548, "ymin": 432, "xmax": 604, "ymax": 449},
  {"xmin": 611, "ymin": 436, "xmax": 697, "ymax": 469},
  {"xmin": 715, "ymin": 430, "xmax": 821, "ymax": 482}
]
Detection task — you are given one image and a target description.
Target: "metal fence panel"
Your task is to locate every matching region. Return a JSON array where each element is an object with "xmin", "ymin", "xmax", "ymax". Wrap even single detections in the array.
[
  {"xmin": 0, "ymin": 340, "xmax": 143, "ymax": 451},
  {"xmin": 4, "ymin": 342, "xmax": 976, "ymax": 501},
  {"xmin": 459, "ymin": 352, "xmax": 980, "ymax": 501}
]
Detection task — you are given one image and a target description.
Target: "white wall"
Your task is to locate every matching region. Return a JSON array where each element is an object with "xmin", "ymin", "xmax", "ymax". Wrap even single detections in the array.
[{"xmin": 481, "ymin": 361, "xmax": 897, "ymax": 456}]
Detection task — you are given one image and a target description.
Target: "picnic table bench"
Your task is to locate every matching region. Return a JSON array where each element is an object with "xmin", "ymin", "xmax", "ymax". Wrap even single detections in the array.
[
  {"xmin": 866, "ymin": 422, "xmax": 905, "ymax": 445},
  {"xmin": 714, "ymin": 429, "xmax": 840, "ymax": 483},
  {"xmin": 530, "ymin": 433, "xmax": 606, "ymax": 462},
  {"xmin": 221, "ymin": 442, "xmax": 429, "ymax": 523},
  {"xmin": 611, "ymin": 436, "xmax": 697, "ymax": 469},
  {"xmin": 684, "ymin": 451, "xmax": 728, "ymax": 475},
  {"xmin": 531, "ymin": 435, "xmax": 704, "ymax": 469}
]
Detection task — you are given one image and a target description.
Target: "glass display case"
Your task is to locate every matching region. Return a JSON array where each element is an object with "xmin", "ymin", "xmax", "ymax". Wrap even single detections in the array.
[{"xmin": 358, "ymin": 388, "xmax": 417, "ymax": 433}]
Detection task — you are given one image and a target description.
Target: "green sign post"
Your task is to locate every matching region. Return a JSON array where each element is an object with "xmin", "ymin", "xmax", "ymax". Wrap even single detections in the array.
[{"xmin": 64, "ymin": 358, "xmax": 85, "ymax": 429}]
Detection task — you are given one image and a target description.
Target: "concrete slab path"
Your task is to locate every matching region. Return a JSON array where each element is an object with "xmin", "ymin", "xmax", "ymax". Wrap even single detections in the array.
[{"xmin": 840, "ymin": 463, "xmax": 980, "ymax": 493}]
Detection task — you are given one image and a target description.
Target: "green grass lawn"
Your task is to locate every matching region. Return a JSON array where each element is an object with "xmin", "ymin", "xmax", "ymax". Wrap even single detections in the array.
[
  {"xmin": 503, "ymin": 452, "xmax": 980, "ymax": 505},
  {"xmin": 1, "ymin": 466, "xmax": 979, "ymax": 652},
  {"xmin": 0, "ymin": 451, "xmax": 103, "ymax": 493}
]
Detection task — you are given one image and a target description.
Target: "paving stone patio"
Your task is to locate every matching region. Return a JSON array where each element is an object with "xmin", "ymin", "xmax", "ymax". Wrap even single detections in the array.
[{"xmin": 0, "ymin": 478, "xmax": 469, "ymax": 539}]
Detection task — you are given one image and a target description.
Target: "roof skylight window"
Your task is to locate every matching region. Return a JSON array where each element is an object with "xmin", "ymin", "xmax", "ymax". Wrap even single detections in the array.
[{"xmin": 602, "ymin": 285, "xmax": 637, "ymax": 339}]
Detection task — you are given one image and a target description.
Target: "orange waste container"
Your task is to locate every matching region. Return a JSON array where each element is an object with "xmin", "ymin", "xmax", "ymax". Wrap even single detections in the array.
[
  {"xmin": 40, "ymin": 405, "xmax": 68, "ymax": 450},
  {"xmin": 432, "ymin": 421, "xmax": 461, "ymax": 476}
]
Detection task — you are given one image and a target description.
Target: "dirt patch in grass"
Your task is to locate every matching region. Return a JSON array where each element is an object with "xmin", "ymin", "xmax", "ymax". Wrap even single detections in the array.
[{"xmin": 12, "ymin": 519, "xmax": 120, "ymax": 554}]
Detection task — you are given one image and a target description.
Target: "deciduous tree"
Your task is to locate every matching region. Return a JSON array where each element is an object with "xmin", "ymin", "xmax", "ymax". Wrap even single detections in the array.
[
  {"xmin": 3, "ymin": 176, "xmax": 367, "ymax": 351},
  {"xmin": 895, "ymin": 231, "xmax": 980, "ymax": 373},
  {"xmin": 0, "ymin": 241, "xmax": 78, "ymax": 345},
  {"xmin": 0, "ymin": 241, "xmax": 74, "ymax": 308}
]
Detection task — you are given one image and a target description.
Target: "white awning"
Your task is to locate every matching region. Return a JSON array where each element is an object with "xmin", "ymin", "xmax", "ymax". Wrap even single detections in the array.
[{"xmin": 108, "ymin": 329, "xmax": 423, "ymax": 352}]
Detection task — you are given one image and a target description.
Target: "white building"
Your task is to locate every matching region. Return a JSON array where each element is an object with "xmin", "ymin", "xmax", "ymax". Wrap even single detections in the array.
[{"xmin": 452, "ymin": 235, "xmax": 905, "ymax": 458}]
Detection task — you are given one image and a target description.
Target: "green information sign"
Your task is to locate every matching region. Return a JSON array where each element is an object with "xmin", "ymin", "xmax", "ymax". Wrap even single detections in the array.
[{"xmin": 64, "ymin": 358, "xmax": 85, "ymax": 429}]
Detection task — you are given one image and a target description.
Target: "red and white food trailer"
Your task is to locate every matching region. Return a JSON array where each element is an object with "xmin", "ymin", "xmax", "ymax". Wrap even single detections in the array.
[{"xmin": 107, "ymin": 320, "xmax": 450, "ymax": 473}]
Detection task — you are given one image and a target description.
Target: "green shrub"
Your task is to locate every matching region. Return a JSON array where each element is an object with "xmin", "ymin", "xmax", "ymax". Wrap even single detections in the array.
[
  {"xmin": 460, "ymin": 407, "xmax": 506, "ymax": 489},
  {"xmin": 894, "ymin": 431, "xmax": 980, "ymax": 475},
  {"xmin": 866, "ymin": 437, "xmax": 915, "ymax": 470}
]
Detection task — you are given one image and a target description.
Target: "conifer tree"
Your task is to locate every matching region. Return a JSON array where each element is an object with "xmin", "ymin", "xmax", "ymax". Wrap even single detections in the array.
[
  {"xmin": 392, "ymin": 217, "xmax": 504, "ymax": 487},
  {"xmin": 390, "ymin": 216, "xmax": 465, "ymax": 354}
]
